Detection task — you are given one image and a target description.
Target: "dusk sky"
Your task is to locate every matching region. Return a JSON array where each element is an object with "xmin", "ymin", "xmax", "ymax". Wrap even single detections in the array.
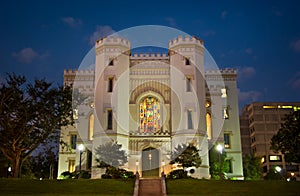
[{"xmin": 0, "ymin": 0, "xmax": 299, "ymax": 111}]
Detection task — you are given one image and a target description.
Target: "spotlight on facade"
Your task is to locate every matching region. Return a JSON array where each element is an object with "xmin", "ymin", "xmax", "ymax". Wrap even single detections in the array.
[
  {"xmin": 275, "ymin": 166, "xmax": 282, "ymax": 173},
  {"xmin": 78, "ymin": 144, "xmax": 85, "ymax": 172}
]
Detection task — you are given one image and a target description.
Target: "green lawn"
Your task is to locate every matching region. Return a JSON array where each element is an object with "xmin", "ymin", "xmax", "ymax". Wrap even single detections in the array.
[
  {"xmin": 0, "ymin": 179, "xmax": 134, "ymax": 196},
  {"xmin": 1, "ymin": 178, "xmax": 299, "ymax": 196},
  {"xmin": 166, "ymin": 179, "xmax": 300, "ymax": 196}
]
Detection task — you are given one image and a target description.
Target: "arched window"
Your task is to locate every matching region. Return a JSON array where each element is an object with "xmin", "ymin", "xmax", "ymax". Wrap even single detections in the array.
[
  {"xmin": 89, "ymin": 114, "xmax": 94, "ymax": 140},
  {"xmin": 206, "ymin": 113, "xmax": 212, "ymax": 139},
  {"xmin": 139, "ymin": 96, "xmax": 160, "ymax": 133}
]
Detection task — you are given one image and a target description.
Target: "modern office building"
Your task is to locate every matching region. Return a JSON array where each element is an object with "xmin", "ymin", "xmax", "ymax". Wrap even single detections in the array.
[
  {"xmin": 240, "ymin": 102, "xmax": 300, "ymax": 177},
  {"xmin": 58, "ymin": 36, "xmax": 244, "ymax": 179}
]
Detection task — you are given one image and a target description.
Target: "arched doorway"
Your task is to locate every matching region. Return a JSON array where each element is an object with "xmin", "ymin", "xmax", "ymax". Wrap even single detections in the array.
[{"xmin": 142, "ymin": 147, "xmax": 159, "ymax": 177}]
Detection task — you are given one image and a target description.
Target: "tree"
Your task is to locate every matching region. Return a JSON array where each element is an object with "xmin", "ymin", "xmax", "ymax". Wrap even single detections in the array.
[
  {"xmin": 243, "ymin": 154, "xmax": 262, "ymax": 180},
  {"xmin": 95, "ymin": 141, "xmax": 127, "ymax": 170},
  {"xmin": 209, "ymin": 145, "xmax": 230, "ymax": 179},
  {"xmin": 0, "ymin": 74, "xmax": 73, "ymax": 178},
  {"xmin": 271, "ymin": 110, "xmax": 300, "ymax": 163},
  {"xmin": 170, "ymin": 144, "xmax": 202, "ymax": 169}
]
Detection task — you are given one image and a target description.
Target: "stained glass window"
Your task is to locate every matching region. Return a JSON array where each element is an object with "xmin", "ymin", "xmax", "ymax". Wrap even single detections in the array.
[{"xmin": 139, "ymin": 97, "xmax": 160, "ymax": 133}]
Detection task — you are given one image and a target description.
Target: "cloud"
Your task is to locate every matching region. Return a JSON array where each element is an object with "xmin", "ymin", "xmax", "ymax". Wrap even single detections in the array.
[
  {"xmin": 288, "ymin": 72, "xmax": 300, "ymax": 89},
  {"xmin": 165, "ymin": 17, "xmax": 177, "ymax": 27},
  {"xmin": 221, "ymin": 11, "xmax": 228, "ymax": 20},
  {"xmin": 12, "ymin": 48, "xmax": 49, "ymax": 64},
  {"xmin": 238, "ymin": 89, "xmax": 262, "ymax": 103},
  {"xmin": 237, "ymin": 66, "xmax": 256, "ymax": 82},
  {"xmin": 245, "ymin": 48, "xmax": 253, "ymax": 55},
  {"xmin": 89, "ymin": 25, "xmax": 115, "ymax": 45},
  {"xmin": 61, "ymin": 17, "xmax": 82, "ymax": 28},
  {"xmin": 290, "ymin": 39, "xmax": 300, "ymax": 53}
]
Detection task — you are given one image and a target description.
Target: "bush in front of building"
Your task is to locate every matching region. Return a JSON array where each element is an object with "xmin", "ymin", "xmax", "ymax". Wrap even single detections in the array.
[
  {"xmin": 167, "ymin": 169, "xmax": 188, "ymax": 179},
  {"xmin": 58, "ymin": 170, "xmax": 91, "ymax": 179},
  {"xmin": 101, "ymin": 167, "xmax": 134, "ymax": 179}
]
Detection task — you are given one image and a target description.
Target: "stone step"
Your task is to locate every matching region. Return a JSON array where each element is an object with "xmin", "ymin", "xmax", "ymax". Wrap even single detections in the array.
[{"xmin": 138, "ymin": 178, "xmax": 162, "ymax": 196}]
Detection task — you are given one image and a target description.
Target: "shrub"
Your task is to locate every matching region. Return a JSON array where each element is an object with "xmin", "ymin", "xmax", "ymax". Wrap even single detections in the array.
[
  {"xmin": 167, "ymin": 169, "xmax": 188, "ymax": 179},
  {"xmin": 103, "ymin": 167, "xmax": 134, "ymax": 179}
]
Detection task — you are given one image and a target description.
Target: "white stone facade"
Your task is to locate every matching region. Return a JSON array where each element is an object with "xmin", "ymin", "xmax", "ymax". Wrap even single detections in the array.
[{"xmin": 57, "ymin": 36, "xmax": 244, "ymax": 179}]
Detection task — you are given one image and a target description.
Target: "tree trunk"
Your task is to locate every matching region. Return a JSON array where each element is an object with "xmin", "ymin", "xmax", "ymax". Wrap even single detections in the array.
[{"xmin": 12, "ymin": 155, "xmax": 22, "ymax": 178}]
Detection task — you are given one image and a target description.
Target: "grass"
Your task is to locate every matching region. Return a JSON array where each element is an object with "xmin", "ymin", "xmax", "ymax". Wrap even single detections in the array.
[
  {"xmin": 166, "ymin": 178, "xmax": 300, "ymax": 196},
  {"xmin": 0, "ymin": 179, "xmax": 134, "ymax": 196},
  {"xmin": 1, "ymin": 178, "xmax": 299, "ymax": 196}
]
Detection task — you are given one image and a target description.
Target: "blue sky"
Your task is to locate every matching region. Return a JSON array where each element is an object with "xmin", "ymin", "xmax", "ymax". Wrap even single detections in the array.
[{"xmin": 0, "ymin": 0, "xmax": 299, "ymax": 110}]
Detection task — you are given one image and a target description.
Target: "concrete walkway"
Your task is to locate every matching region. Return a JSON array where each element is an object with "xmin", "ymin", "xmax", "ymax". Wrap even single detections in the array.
[{"xmin": 138, "ymin": 178, "xmax": 162, "ymax": 196}]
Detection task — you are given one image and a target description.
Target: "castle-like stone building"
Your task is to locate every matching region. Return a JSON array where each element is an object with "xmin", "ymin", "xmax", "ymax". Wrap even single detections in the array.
[{"xmin": 58, "ymin": 36, "xmax": 244, "ymax": 179}]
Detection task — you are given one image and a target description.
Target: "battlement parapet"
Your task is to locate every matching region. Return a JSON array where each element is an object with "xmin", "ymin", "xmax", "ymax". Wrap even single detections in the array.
[
  {"xmin": 205, "ymin": 68, "xmax": 237, "ymax": 75},
  {"xmin": 64, "ymin": 69, "xmax": 95, "ymax": 76},
  {"xmin": 169, "ymin": 35, "xmax": 204, "ymax": 48},
  {"xmin": 95, "ymin": 36, "xmax": 130, "ymax": 48},
  {"xmin": 130, "ymin": 53, "xmax": 168, "ymax": 60}
]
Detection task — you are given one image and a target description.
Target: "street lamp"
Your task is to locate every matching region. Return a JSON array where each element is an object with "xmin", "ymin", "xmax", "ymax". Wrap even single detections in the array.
[
  {"xmin": 162, "ymin": 160, "xmax": 165, "ymax": 173},
  {"xmin": 78, "ymin": 144, "xmax": 84, "ymax": 172},
  {"xmin": 275, "ymin": 166, "xmax": 282, "ymax": 173},
  {"xmin": 216, "ymin": 144, "xmax": 223, "ymax": 180},
  {"xmin": 148, "ymin": 153, "xmax": 152, "ymax": 171},
  {"xmin": 135, "ymin": 160, "xmax": 139, "ymax": 173}
]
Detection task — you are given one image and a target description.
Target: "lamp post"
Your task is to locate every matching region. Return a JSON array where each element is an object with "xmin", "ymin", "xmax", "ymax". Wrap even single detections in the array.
[
  {"xmin": 78, "ymin": 144, "xmax": 84, "ymax": 173},
  {"xmin": 162, "ymin": 160, "xmax": 165, "ymax": 173},
  {"xmin": 135, "ymin": 160, "xmax": 139, "ymax": 174},
  {"xmin": 148, "ymin": 153, "xmax": 152, "ymax": 171},
  {"xmin": 216, "ymin": 144, "xmax": 223, "ymax": 180}
]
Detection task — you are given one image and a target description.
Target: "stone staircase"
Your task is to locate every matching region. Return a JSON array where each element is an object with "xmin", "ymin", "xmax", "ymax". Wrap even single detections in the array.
[{"xmin": 138, "ymin": 178, "xmax": 163, "ymax": 196}]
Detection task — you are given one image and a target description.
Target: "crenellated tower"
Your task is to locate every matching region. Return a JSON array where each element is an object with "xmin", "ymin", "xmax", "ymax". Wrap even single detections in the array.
[{"xmin": 169, "ymin": 35, "xmax": 209, "ymax": 178}]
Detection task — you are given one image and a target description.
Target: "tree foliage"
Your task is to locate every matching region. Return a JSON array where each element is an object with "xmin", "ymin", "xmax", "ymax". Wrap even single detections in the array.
[
  {"xmin": 243, "ymin": 154, "xmax": 262, "ymax": 180},
  {"xmin": 0, "ymin": 74, "xmax": 73, "ymax": 177},
  {"xmin": 170, "ymin": 144, "xmax": 202, "ymax": 168},
  {"xmin": 209, "ymin": 145, "xmax": 230, "ymax": 179},
  {"xmin": 271, "ymin": 110, "xmax": 300, "ymax": 163},
  {"xmin": 95, "ymin": 141, "xmax": 127, "ymax": 169}
]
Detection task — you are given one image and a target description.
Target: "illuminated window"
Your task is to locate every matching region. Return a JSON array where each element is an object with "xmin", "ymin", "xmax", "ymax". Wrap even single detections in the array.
[
  {"xmin": 107, "ymin": 110, "xmax": 113, "ymax": 130},
  {"xmin": 206, "ymin": 100, "xmax": 211, "ymax": 108},
  {"xmin": 263, "ymin": 105, "xmax": 277, "ymax": 109},
  {"xmin": 89, "ymin": 114, "xmax": 94, "ymax": 140},
  {"xmin": 261, "ymin": 156, "xmax": 266, "ymax": 163},
  {"xmin": 187, "ymin": 110, "xmax": 193, "ymax": 129},
  {"xmin": 186, "ymin": 77, "xmax": 191, "ymax": 92},
  {"xmin": 70, "ymin": 134, "xmax": 77, "ymax": 150},
  {"xmin": 68, "ymin": 159, "xmax": 75, "ymax": 173},
  {"xmin": 108, "ymin": 77, "xmax": 113, "ymax": 92},
  {"xmin": 224, "ymin": 133, "xmax": 230, "ymax": 148},
  {"xmin": 206, "ymin": 113, "xmax": 212, "ymax": 139},
  {"xmin": 73, "ymin": 108, "xmax": 78, "ymax": 120},
  {"xmin": 139, "ymin": 97, "xmax": 160, "ymax": 133},
  {"xmin": 221, "ymin": 88, "xmax": 227, "ymax": 98},
  {"xmin": 185, "ymin": 58, "xmax": 190, "ymax": 65},
  {"xmin": 90, "ymin": 101, "xmax": 95, "ymax": 108},
  {"xmin": 269, "ymin": 155, "xmax": 281, "ymax": 162},
  {"xmin": 223, "ymin": 107, "xmax": 229, "ymax": 119}
]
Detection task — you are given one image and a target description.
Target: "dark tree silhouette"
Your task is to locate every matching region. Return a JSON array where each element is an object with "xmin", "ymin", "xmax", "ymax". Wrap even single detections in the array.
[
  {"xmin": 271, "ymin": 110, "xmax": 300, "ymax": 163},
  {"xmin": 170, "ymin": 144, "xmax": 202, "ymax": 169},
  {"xmin": 95, "ymin": 141, "xmax": 127, "ymax": 169},
  {"xmin": 0, "ymin": 74, "xmax": 74, "ymax": 178}
]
